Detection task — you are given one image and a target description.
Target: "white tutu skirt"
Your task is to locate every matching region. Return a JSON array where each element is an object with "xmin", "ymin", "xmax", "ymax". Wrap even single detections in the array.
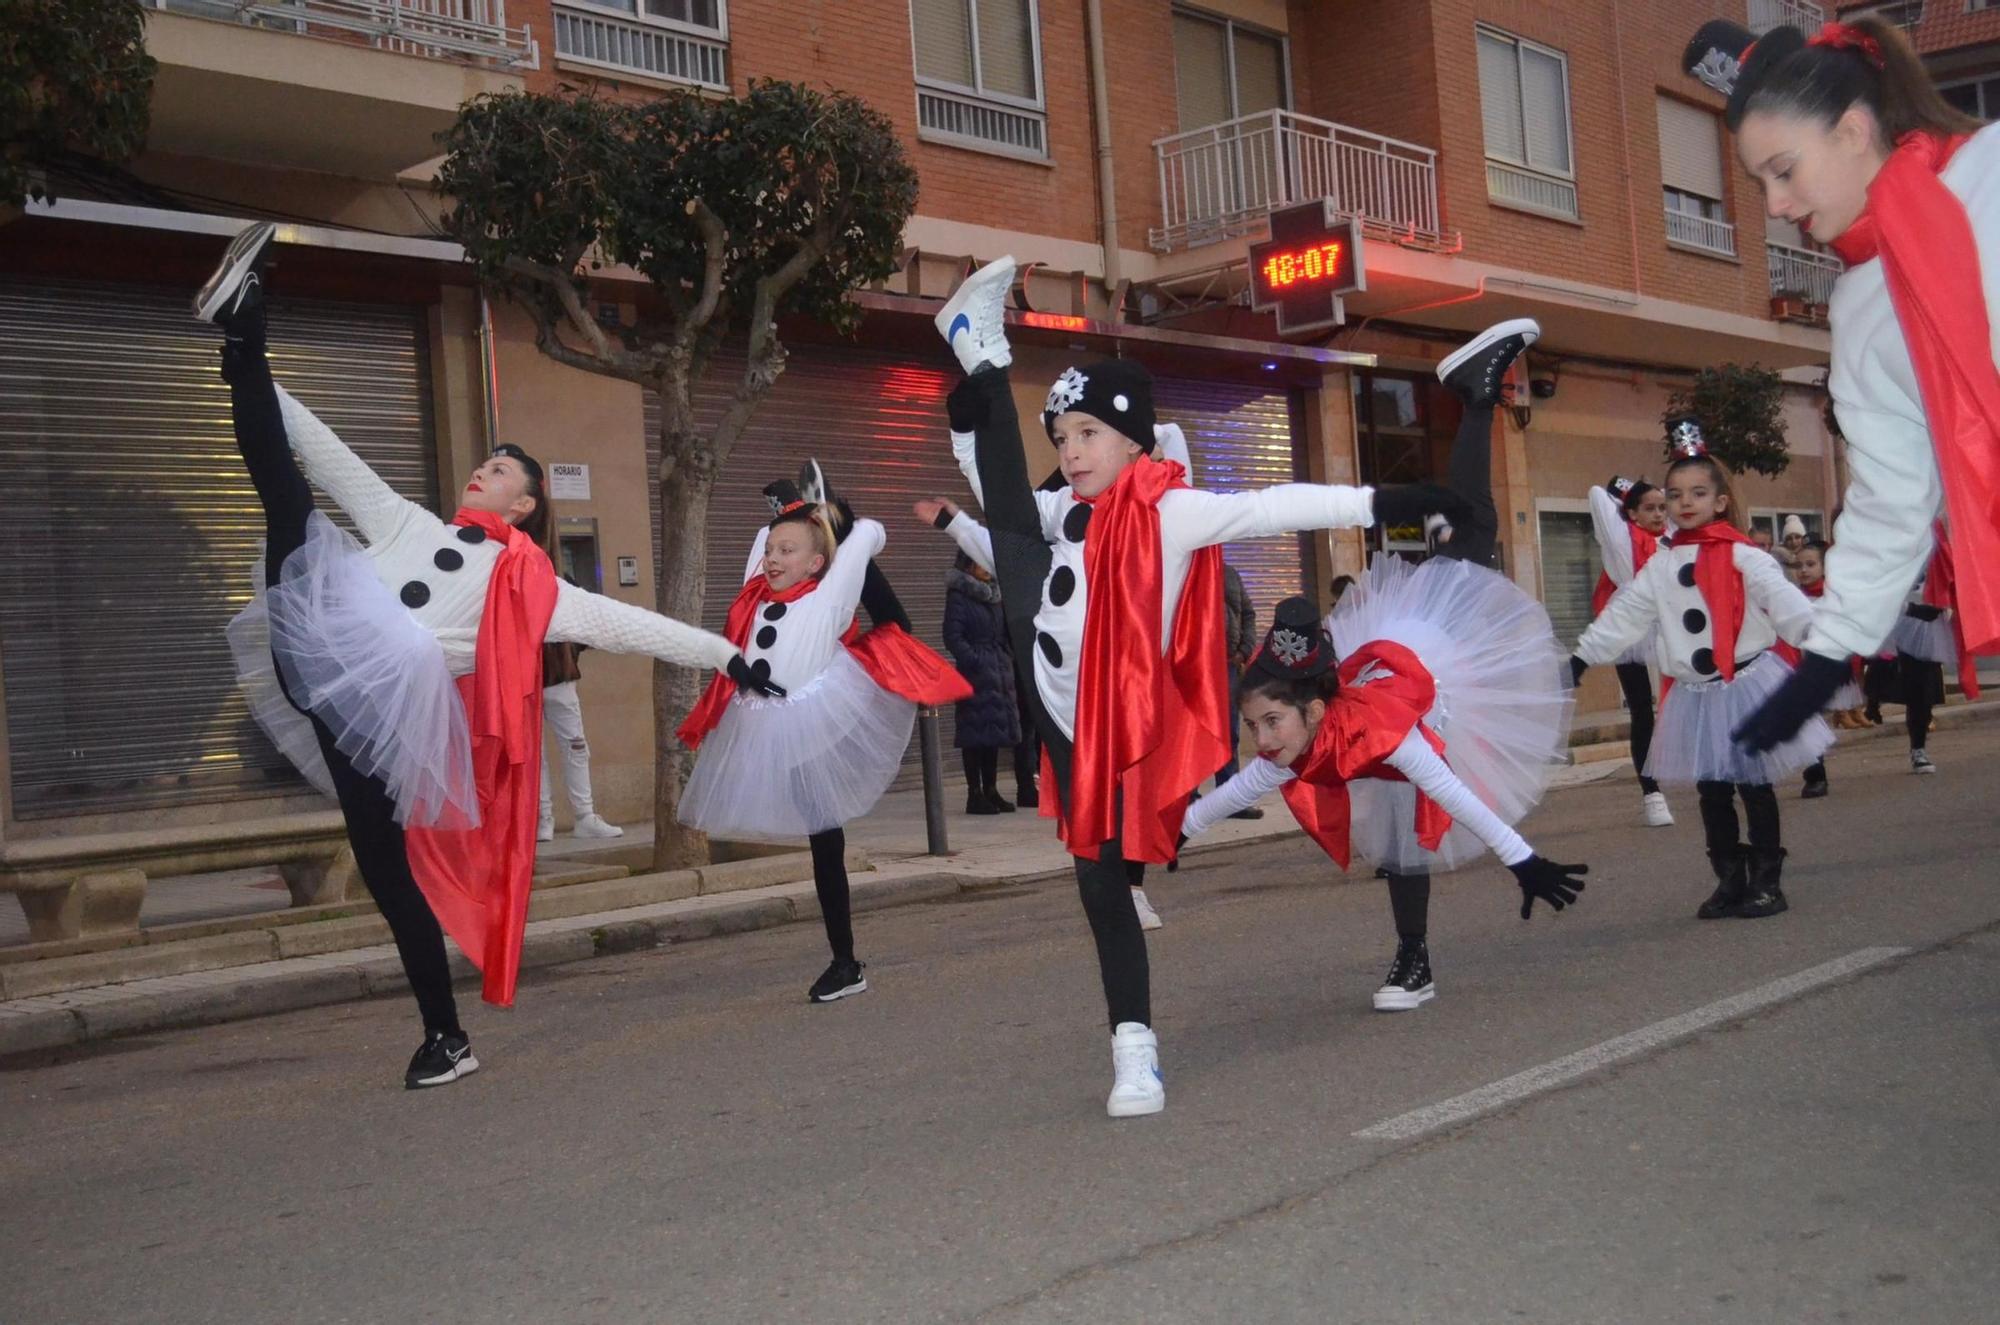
[
  {"xmin": 1888, "ymin": 611, "xmax": 1955, "ymax": 664},
  {"xmin": 679, "ymin": 649, "xmax": 915, "ymax": 841},
  {"xmin": 1826, "ymin": 678, "xmax": 1866, "ymax": 712},
  {"xmin": 228, "ymin": 513, "xmax": 478, "ymax": 829},
  {"xmin": 1326, "ymin": 554, "xmax": 1573, "ymax": 873},
  {"xmin": 1645, "ymin": 651, "xmax": 1834, "ymax": 786}
]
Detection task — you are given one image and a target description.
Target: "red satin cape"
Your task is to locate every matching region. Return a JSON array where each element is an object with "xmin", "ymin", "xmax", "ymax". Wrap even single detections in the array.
[{"xmin": 404, "ymin": 509, "xmax": 558, "ymax": 1009}]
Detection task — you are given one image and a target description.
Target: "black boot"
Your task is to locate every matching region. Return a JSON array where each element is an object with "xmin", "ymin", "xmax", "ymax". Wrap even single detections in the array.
[
  {"xmin": 1696, "ymin": 847, "xmax": 1748, "ymax": 920},
  {"xmin": 1736, "ymin": 847, "xmax": 1789, "ymax": 919},
  {"xmin": 1801, "ymin": 763, "xmax": 1828, "ymax": 799},
  {"xmin": 966, "ymin": 789, "xmax": 998, "ymax": 815}
]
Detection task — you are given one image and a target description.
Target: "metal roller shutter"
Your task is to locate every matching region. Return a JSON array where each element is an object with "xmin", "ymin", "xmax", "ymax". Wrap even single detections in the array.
[
  {"xmin": 0, "ymin": 280, "xmax": 436, "ymax": 817},
  {"xmin": 1152, "ymin": 376, "xmax": 1311, "ymax": 640},
  {"xmin": 645, "ymin": 347, "xmax": 978, "ymax": 786}
]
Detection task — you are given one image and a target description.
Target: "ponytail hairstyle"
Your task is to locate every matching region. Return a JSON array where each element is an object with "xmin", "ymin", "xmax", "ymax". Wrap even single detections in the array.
[
  {"xmin": 1664, "ymin": 453, "xmax": 1747, "ymax": 534},
  {"xmin": 1738, "ymin": 18, "xmax": 1981, "ymax": 143}
]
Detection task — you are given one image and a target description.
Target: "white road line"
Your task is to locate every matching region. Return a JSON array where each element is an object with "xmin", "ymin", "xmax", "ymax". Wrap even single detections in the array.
[{"xmin": 1355, "ymin": 946, "xmax": 1910, "ymax": 1142}]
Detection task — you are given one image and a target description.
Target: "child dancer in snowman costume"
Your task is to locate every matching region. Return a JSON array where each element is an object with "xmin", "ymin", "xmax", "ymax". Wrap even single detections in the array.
[
  {"xmin": 201, "ymin": 223, "xmax": 768, "ymax": 1088},
  {"xmin": 1589, "ymin": 474, "xmax": 1675, "ymax": 827},
  {"xmin": 931, "ymin": 255, "xmax": 1479, "ymax": 1118}
]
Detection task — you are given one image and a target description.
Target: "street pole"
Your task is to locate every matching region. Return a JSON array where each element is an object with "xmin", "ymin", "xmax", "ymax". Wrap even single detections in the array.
[{"xmin": 917, "ymin": 705, "xmax": 949, "ymax": 855}]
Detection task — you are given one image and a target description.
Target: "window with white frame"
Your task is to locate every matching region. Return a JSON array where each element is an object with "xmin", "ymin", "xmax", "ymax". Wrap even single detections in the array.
[
  {"xmin": 1171, "ymin": 8, "xmax": 1289, "ymax": 133},
  {"xmin": 910, "ymin": 0, "xmax": 1047, "ymax": 159},
  {"xmin": 1657, "ymin": 96, "xmax": 1734, "ymax": 256},
  {"xmin": 553, "ymin": 0, "xmax": 730, "ymax": 90},
  {"xmin": 1940, "ymin": 73, "xmax": 1999, "ymax": 121},
  {"xmin": 1749, "ymin": 509, "xmax": 1825, "ymax": 547},
  {"xmin": 1477, "ymin": 27, "xmax": 1578, "ymax": 220}
]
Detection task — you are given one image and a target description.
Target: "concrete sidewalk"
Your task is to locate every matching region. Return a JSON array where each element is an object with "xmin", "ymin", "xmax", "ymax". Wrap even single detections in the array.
[{"xmin": 4, "ymin": 699, "xmax": 1989, "ymax": 1060}]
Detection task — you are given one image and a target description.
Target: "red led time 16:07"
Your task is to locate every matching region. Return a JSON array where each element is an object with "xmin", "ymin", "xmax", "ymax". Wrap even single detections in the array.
[{"xmin": 1260, "ymin": 241, "xmax": 1345, "ymax": 290}]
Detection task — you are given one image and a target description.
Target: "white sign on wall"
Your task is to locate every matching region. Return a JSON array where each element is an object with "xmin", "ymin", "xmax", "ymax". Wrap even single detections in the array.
[{"xmin": 550, "ymin": 462, "xmax": 591, "ymax": 500}]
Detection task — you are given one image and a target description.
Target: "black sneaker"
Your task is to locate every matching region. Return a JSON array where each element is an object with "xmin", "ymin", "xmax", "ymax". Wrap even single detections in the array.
[
  {"xmin": 1228, "ymin": 806, "xmax": 1264, "ymax": 820},
  {"xmin": 193, "ymin": 221, "xmax": 277, "ymax": 325},
  {"xmin": 1436, "ymin": 317, "xmax": 1540, "ymax": 408},
  {"xmin": 1372, "ymin": 939, "xmax": 1435, "ymax": 1012},
  {"xmin": 1016, "ymin": 784, "xmax": 1039, "ymax": 809},
  {"xmin": 404, "ymin": 1030, "xmax": 479, "ymax": 1090},
  {"xmin": 808, "ymin": 959, "xmax": 868, "ymax": 1003},
  {"xmin": 966, "ymin": 792, "xmax": 999, "ymax": 815}
]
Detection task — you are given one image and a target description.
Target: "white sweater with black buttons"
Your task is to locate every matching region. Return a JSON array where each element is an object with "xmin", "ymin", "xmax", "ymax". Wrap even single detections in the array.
[
  {"xmin": 276, "ymin": 387, "xmax": 738, "ymax": 677},
  {"xmin": 732, "ymin": 519, "xmax": 881, "ymax": 693},
  {"xmin": 1575, "ymin": 538, "xmax": 1814, "ymax": 684}
]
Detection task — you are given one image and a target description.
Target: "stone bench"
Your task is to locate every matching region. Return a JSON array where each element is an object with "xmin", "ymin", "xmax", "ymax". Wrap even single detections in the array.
[{"xmin": 0, "ymin": 813, "xmax": 357, "ymax": 943}]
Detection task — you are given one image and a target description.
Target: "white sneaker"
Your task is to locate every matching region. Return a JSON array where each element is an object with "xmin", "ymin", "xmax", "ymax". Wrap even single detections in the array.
[
  {"xmin": 1642, "ymin": 791, "xmax": 1674, "ymax": 827},
  {"xmin": 1107, "ymin": 1022, "xmax": 1165, "ymax": 1118},
  {"xmin": 536, "ymin": 819, "xmax": 555, "ymax": 843},
  {"xmin": 572, "ymin": 813, "xmax": 625, "ymax": 839},
  {"xmin": 1911, "ymin": 749, "xmax": 1937, "ymax": 775},
  {"xmin": 1131, "ymin": 887, "xmax": 1163, "ymax": 931},
  {"xmin": 934, "ymin": 256, "xmax": 1015, "ymax": 374}
]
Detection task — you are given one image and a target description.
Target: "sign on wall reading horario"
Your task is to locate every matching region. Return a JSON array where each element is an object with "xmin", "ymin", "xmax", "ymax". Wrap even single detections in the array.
[{"xmin": 550, "ymin": 463, "xmax": 591, "ymax": 500}]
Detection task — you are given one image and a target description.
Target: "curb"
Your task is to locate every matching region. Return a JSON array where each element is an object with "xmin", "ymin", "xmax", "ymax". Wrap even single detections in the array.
[{"xmin": 7, "ymin": 699, "xmax": 1995, "ymax": 1060}]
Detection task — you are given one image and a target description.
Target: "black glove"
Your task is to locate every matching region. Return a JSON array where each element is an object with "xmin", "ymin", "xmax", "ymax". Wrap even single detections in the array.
[
  {"xmin": 726, "ymin": 654, "xmax": 786, "ymax": 699},
  {"xmin": 1371, "ymin": 482, "xmax": 1471, "ymax": 530},
  {"xmin": 1166, "ymin": 833, "xmax": 1188, "ymax": 874},
  {"xmin": 1905, "ymin": 602, "xmax": 1944, "ymax": 622},
  {"xmin": 1731, "ymin": 651, "xmax": 1848, "ymax": 753},
  {"xmin": 1508, "ymin": 855, "xmax": 1588, "ymax": 919},
  {"xmin": 1568, "ymin": 655, "xmax": 1588, "ymax": 688}
]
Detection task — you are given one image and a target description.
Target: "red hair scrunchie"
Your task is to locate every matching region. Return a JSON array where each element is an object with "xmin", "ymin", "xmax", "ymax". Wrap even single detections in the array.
[{"xmin": 1808, "ymin": 21, "xmax": 1884, "ymax": 69}]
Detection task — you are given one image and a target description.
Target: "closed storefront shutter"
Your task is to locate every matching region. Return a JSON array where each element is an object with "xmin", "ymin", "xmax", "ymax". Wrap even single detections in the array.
[
  {"xmin": 1152, "ymin": 377, "xmax": 1310, "ymax": 640},
  {"xmin": 0, "ymin": 280, "xmax": 436, "ymax": 817},
  {"xmin": 1536, "ymin": 509, "xmax": 1601, "ymax": 650},
  {"xmin": 646, "ymin": 348, "xmax": 977, "ymax": 786}
]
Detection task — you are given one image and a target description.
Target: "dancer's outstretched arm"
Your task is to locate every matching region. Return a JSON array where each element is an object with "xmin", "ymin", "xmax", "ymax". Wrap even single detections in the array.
[
  {"xmin": 1180, "ymin": 756, "xmax": 1290, "ymax": 839},
  {"xmin": 1381, "ymin": 734, "xmax": 1530, "ymax": 865},
  {"xmin": 273, "ymin": 386, "xmax": 422, "ymax": 545},
  {"xmin": 1739, "ymin": 544, "xmax": 1818, "ymax": 647},
  {"xmin": 1589, "ymin": 486, "xmax": 1636, "ymax": 586},
  {"xmin": 1160, "ymin": 483, "xmax": 1377, "ymax": 553},
  {"xmin": 1575, "ymin": 556, "xmax": 1667, "ymax": 668},
  {"xmin": 546, "ymin": 583, "xmax": 738, "ymax": 671}
]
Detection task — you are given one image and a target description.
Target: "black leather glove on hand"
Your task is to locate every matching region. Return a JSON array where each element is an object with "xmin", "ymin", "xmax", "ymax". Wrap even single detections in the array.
[
  {"xmin": 1732, "ymin": 650, "xmax": 1847, "ymax": 753},
  {"xmin": 1509, "ymin": 855, "xmax": 1588, "ymax": 919},
  {"xmin": 1371, "ymin": 482, "xmax": 1471, "ymax": 530},
  {"xmin": 727, "ymin": 654, "xmax": 787, "ymax": 699},
  {"xmin": 1905, "ymin": 602, "xmax": 1944, "ymax": 622},
  {"xmin": 1568, "ymin": 655, "xmax": 1588, "ymax": 689}
]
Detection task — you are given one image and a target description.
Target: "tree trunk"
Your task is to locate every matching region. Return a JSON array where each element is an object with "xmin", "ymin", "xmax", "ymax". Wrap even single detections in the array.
[{"xmin": 651, "ymin": 429, "xmax": 718, "ymax": 870}]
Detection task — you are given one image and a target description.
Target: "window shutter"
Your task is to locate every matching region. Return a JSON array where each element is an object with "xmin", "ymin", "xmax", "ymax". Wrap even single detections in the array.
[
  {"xmin": 1656, "ymin": 97, "xmax": 1724, "ymax": 199},
  {"xmin": 1519, "ymin": 44, "xmax": 1571, "ymax": 174},
  {"xmin": 1537, "ymin": 511, "xmax": 1601, "ymax": 650},
  {"xmin": 974, "ymin": 0, "xmax": 1037, "ymax": 99},
  {"xmin": 1765, "ymin": 212, "xmax": 1805, "ymax": 248},
  {"xmin": 1477, "ymin": 32, "xmax": 1526, "ymax": 162},
  {"xmin": 1173, "ymin": 12, "xmax": 1232, "ymax": 131},
  {"xmin": 912, "ymin": 0, "xmax": 974, "ymax": 87},
  {"xmin": 1232, "ymin": 28, "xmax": 1286, "ymax": 116}
]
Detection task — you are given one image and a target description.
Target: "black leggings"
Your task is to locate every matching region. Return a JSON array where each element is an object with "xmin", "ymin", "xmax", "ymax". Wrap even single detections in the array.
[
  {"xmin": 962, "ymin": 747, "xmax": 1000, "ymax": 795},
  {"xmin": 809, "ymin": 827, "xmax": 854, "ymax": 964},
  {"xmin": 222, "ymin": 322, "xmax": 461, "ymax": 1038},
  {"xmin": 1614, "ymin": 662, "xmax": 1662, "ymax": 795},
  {"xmin": 1695, "ymin": 781, "xmax": 1781, "ymax": 854},
  {"xmin": 1903, "ymin": 658, "xmax": 1938, "ymax": 752},
  {"xmin": 953, "ymin": 368, "xmax": 1150, "ymax": 1029}
]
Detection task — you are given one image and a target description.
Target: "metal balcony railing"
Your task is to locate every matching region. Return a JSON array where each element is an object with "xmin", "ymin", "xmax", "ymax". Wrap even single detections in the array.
[
  {"xmin": 154, "ymin": 0, "xmax": 539, "ymax": 70},
  {"xmin": 1767, "ymin": 242, "xmax": 1844, "ymax": 303},
  {"xmin": 1665, "ymin": 207, "xmax": 1738, "ymax": 257},
  {"xmin": 1747, "ymin": 0, "xmax": 1826, "ymax": 34},
  {"xmin": 552, "ymin": 2, "xmax": 728, "ymax": 90},
  {"xmin": 1152, "ymin": 108, "xmax": 1458, "ymax": 253}
]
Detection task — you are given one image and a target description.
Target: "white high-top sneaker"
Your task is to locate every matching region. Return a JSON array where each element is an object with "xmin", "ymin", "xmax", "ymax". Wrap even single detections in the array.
[
  {"xmin": 934, "ymin": 256, "xmax": 1015, "ymax": 374},
  {"xmin": 573, "ymin": 813, "xmax": 624, "ymax": 839},
  {"xmin": 1130, "ymin": 887, "xmax": 1164, "ymax": 931},
  {"xmin": 1107, "ymin": 1022, "xmax": 1165, "ymax": 1118},
  {"xmin": 1642, "ymin": 791, "xmax": 1674, "ymax": 827},
  {"xmin": 536, "ymin": 816, "xmax": 556, "ymax": 844}
]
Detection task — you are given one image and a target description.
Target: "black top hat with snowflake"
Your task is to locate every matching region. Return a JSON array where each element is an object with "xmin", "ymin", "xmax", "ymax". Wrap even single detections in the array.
[
  {"xmin": 1664, "ymin": 414, "xmax": 1709, "ymax": 457},
  {"xmin": 1683, "ymin": 18, "xmax": 1810, "ymax": 131},
  {"xmin": 762, "ymin": 479, "xmax": 819, "ymax": 528},
  {"xmin": 1246, "ymin": 596, "xmax": 1335, "ymax": 684},
  {"xmin": 1608, "ymin": 474, "xmax": 1658, "ymax": 510},
  {"xmin": 1041, "ymin": 359, "xmax": 1158, "ymax": 451}
]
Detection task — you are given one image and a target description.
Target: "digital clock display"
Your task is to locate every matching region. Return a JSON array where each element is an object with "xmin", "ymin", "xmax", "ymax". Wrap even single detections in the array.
[
  {"xmin": 1246, "ymin": 205, "xmax": 1366, "ymax": 334},
  {"xmin": 1259, "ymin": 240, "xmax": 1351, "ymax": 292}
]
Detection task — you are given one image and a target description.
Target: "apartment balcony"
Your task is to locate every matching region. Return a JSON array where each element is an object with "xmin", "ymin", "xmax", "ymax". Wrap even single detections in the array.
[
  {"xmin": 1748, "ymin": 0, "xmax": 1827, "ymax": 34},
  {"xmin": 143, "ymin": 1, "xmax": 536, "ymax": 179},
  {"xmin": 1665, "ymin": 208, "xmax": 1738, "ymax": 259},
  {"xmin": 1150, "ymin": 109, "xmax": 1459, "ymax": 256}
]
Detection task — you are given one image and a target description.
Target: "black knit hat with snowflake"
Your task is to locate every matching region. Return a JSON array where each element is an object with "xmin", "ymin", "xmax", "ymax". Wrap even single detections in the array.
[
  {"xmin": 1041, "ymin": 359, "xmax": 1157, "ymax": 452},
  {"xmin": 1246, "ymin": 596, "xmax": 1335, "ymax": 683}
]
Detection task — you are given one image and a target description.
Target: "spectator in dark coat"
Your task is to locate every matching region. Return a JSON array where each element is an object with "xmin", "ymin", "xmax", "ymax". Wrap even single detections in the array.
[{"xmin": 943, "ymin": 551, "xmax": 1024, "ymax": 814}]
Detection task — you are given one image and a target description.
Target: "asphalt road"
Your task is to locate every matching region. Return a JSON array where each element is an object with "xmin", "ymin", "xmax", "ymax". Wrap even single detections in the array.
[{"xmin": 5, "ymin": 724, "xmax": 1997, "ymax": 1324}]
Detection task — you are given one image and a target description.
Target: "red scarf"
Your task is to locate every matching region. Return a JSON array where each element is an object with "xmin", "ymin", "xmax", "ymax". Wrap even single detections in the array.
[
  {"xmin": 1275, "ymin": 641, "xmax": 1449, "ymax": 868},
  {"xmin": 1062, "ymin": 457, "xmax": 1230, "ymax": 864},
  {"xmin": 404, "ymin": 509, "xmax": 559, "ymax": 1009},
  {"xmin": 1774, "ymin": 578, "xmax": 1823, "ymax": 667},
  {"xmin": 1922, "ymin": 521, "xmax": 1983, "ymax": 701},
  {"xmin": 678, "ymin": 564, "xmax": 970, "ymax": 752},
  {"xmin": 1672, "ymin": 521, "xmax": 1754, "ymax": 680},
  {"xmin": 1591, "ymin": 521, "xmax": 1661, "ymax": 616},
  {"xmin": 1830, "ymin": 130, "xmax": 2000, "ymax": 654}
]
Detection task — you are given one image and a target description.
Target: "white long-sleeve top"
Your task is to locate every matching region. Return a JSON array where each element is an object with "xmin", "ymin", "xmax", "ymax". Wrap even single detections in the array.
[
  {"xmin": 276, "ymin": 387, "xmax": 737, "ymax": 677},
  {"xmin": 951, "ymin": 430, "xmax": 1376, "ymax": 738},
  {"xmin": 1575, "ymin": 537, "xmax": 1815, "ymax": 683},
  {"xmin": 1181, "ymin": 733, "xmax": 1533, "ymax": 866},
  {"xmin": 1589, "ymin": 485, "xmax": 1649, "ymax": 589},
  {"xmin": 731, "ymin": 519, "xmax": 882, "ymax": 692},
  {"xmin": 1814, "ymin": 123, "xmax": 2000, "ymax": 662},
  {"xmin": 944, "ymin": 510, "xmax": 996, "ymax": 575}
]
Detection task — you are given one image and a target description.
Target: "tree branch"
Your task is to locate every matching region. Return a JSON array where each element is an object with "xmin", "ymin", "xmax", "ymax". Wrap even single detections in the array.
[{"xmin": 687, "ymin": 198, "xmax": 729, "ymax": 331}]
